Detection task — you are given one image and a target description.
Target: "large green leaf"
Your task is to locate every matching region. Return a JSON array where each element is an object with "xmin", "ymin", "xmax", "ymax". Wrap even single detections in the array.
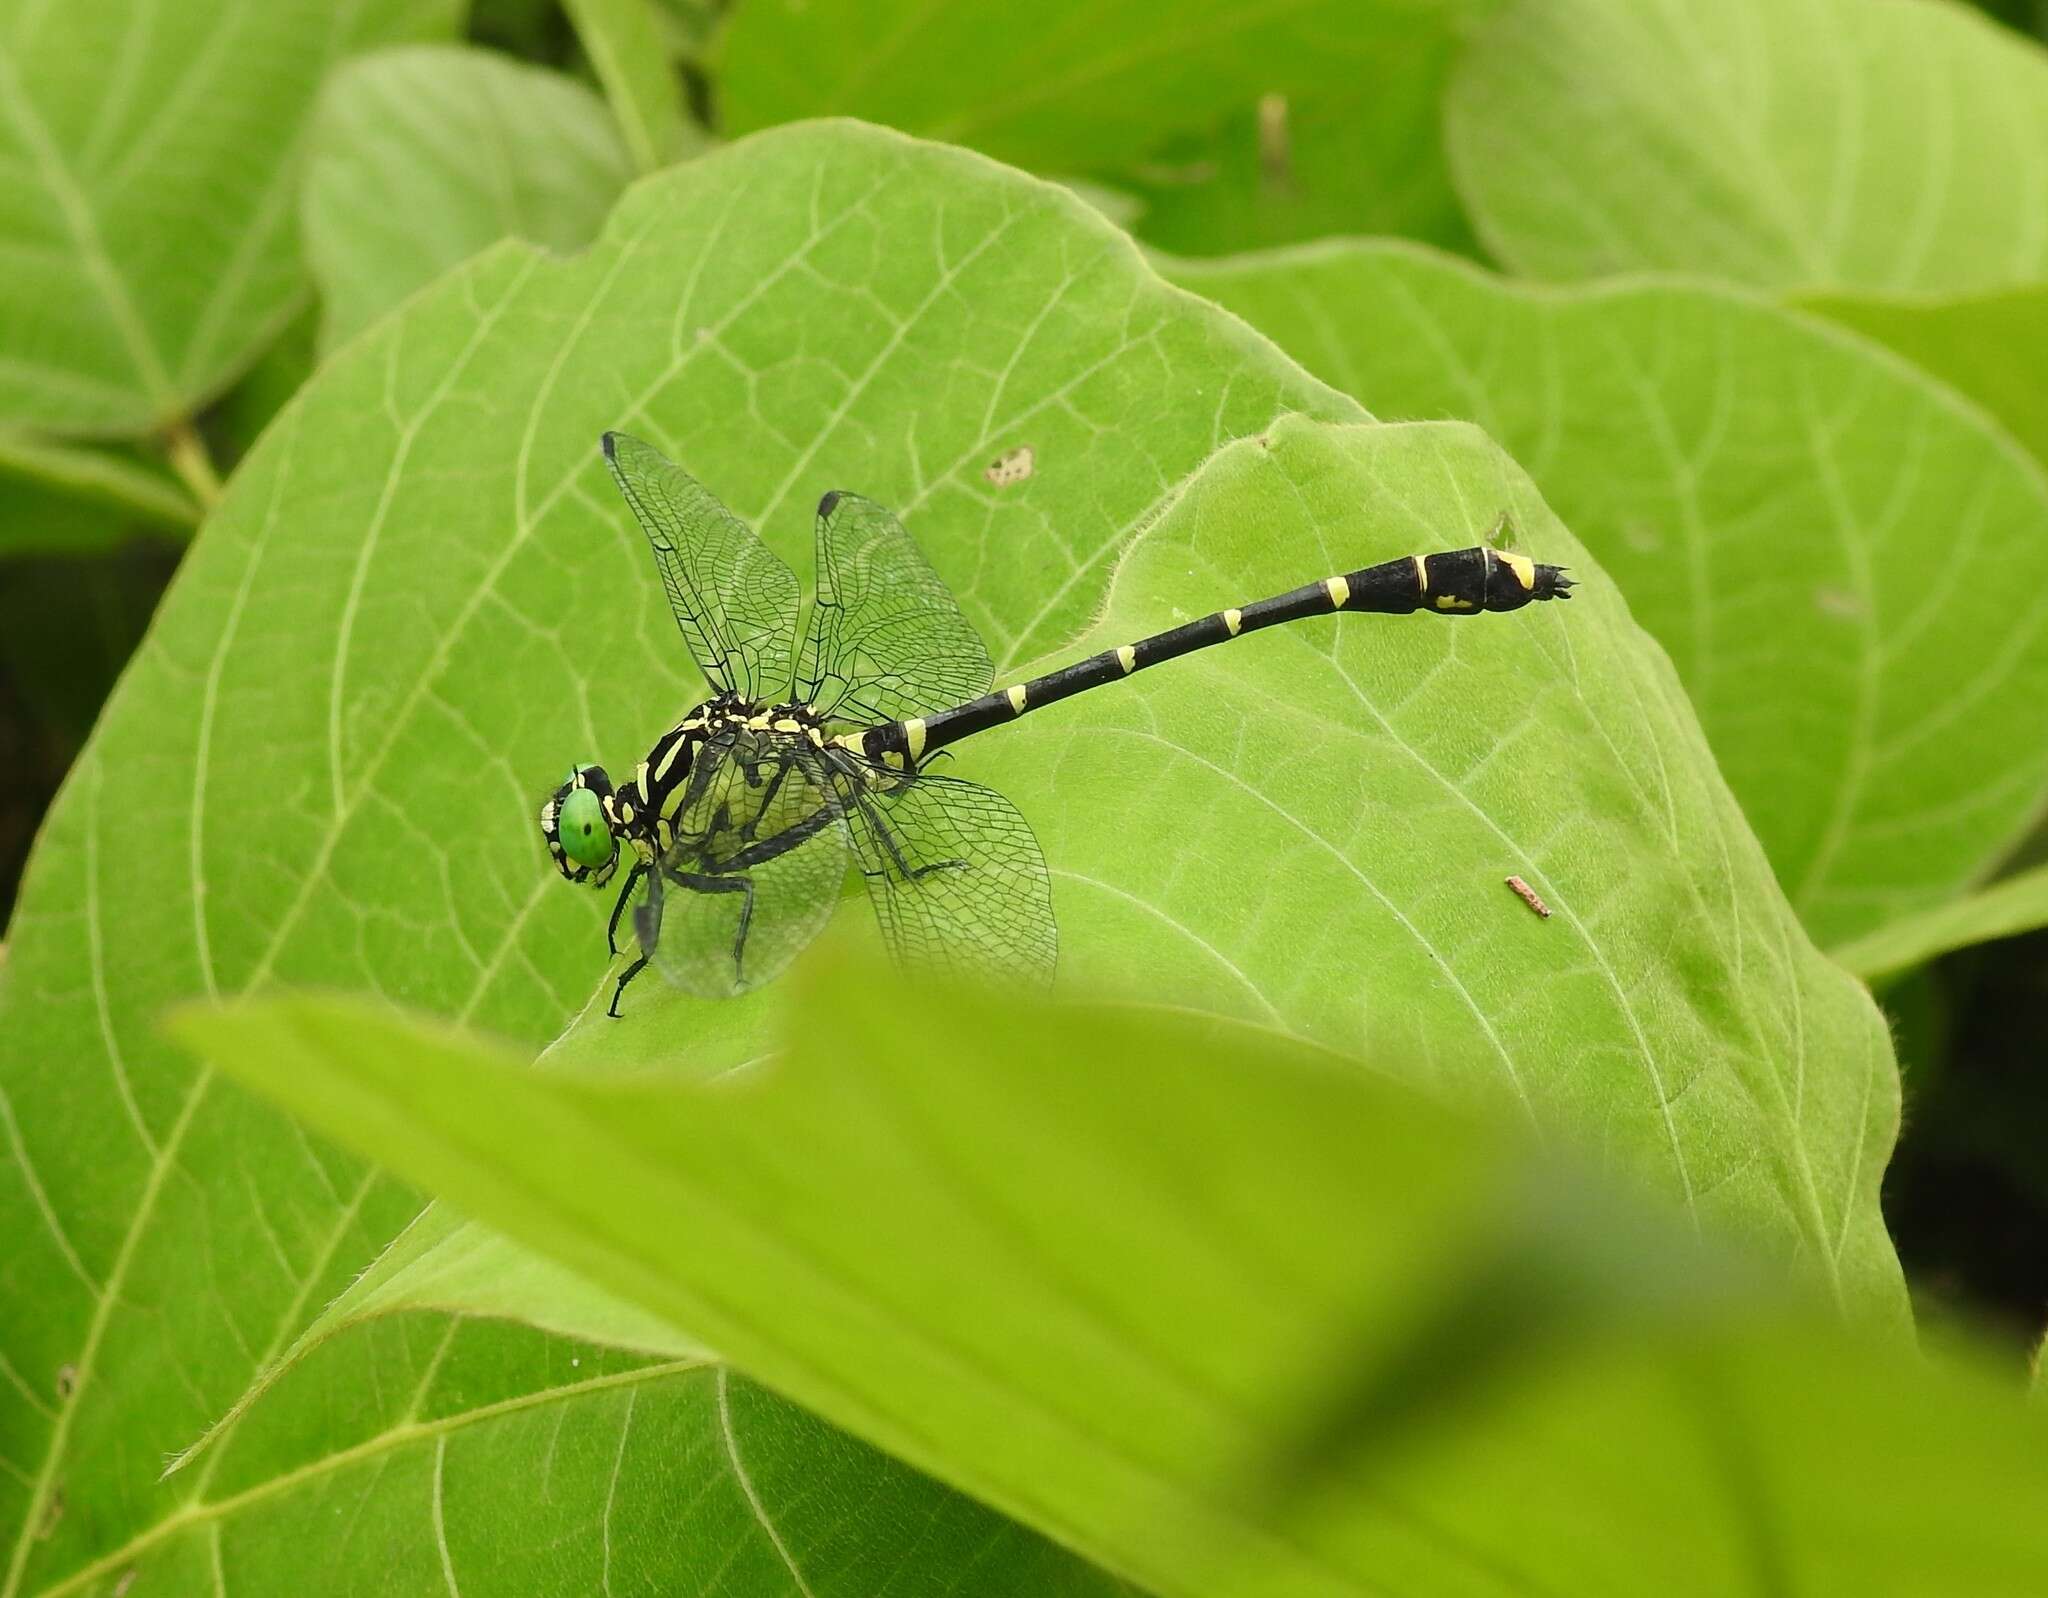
[
  {"xmin": 1446, "ymin": 0, "xmax": 2048, "ymax": 294},
  {"xmin": 181, "ymin": 408, "xmax": 1914, "ymax": 1463},
  {"xmin": 1167, "ymin": 243, "xmax": 2048, "ymax": 950},
  {"xmin": 0, "ymin": 0, "xmax": 461, "ymax": 436},
  {"xmin": 171, "ymin": 957, "xmax": 2048, "ymax": 1598},
  {"xmin": 304, "ymin": 45, "xmax": 636, "ymax": 351},
  {"xmin": 0, "ymin": 120, "xmax": 1351, "ymax": 1595}
]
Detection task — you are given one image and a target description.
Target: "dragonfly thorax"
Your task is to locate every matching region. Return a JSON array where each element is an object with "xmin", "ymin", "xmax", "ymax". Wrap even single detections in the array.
[{"xmin": 597, "ymin": 693, "xmax": 840, "ymax": 864}]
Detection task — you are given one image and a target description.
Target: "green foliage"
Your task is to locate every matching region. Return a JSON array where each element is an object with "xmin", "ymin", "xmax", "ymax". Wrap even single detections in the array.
[
  {"xmin": 719, "ymin": 0, "xmax": 1488, "ymax": 255},
  {"xmin": 0, "ymin": 435, "xmax": 194, "ymax": 552},
  {"xmin": 0, "ymin": 123, "xmax": 1354, "ymax": 1597},
  {"xmin": 1447, "ymin": 0, "xmax": 2048, "ymax": 295},
  {"xmin": 304, "ymin": 45, "xmax": 636, "ymax": 350},
  {"xmin": 171, "ymin": 956, "xmax": 2048, "ymax": 1598},
  {"xmin": 0, "ymin": 0, "xmax": 461, "ymax": 435},
  {"xmin": 1118, "ymin": 66, "xmax": 1481, "ymax": 259},
  {"xmin": 1799, "ymin": 284, "xmax": 2048, "ymax": 471},
  {"xmin": 178, "ymin": 409, "xmax": 1919, "ymax": 1485},
  {"xmin": 1167, "ymin": 244, "xmax": 2048, "ymax": 950},
  {"xmin": 6, "ymin": 0, "xmax": 2048, "ymax": 1591},
  {"xmin": 562, "ymin": 0, "xmax": 698, "ymax": 173},
  {"xmin": 1833, "ymin": 860, "xmax": 2048, "ymax": 985}
]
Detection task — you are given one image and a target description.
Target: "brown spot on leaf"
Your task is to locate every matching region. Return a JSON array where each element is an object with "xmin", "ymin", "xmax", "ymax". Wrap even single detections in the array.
[{"xmin": 984, "ymin": 445, "xmax": 1035, "ymax": 487}]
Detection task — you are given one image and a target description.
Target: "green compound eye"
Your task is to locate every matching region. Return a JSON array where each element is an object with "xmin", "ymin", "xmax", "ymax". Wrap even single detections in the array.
[{"xmin": 557, "ymin": 785, "xmax": 613, "ymax": 870}]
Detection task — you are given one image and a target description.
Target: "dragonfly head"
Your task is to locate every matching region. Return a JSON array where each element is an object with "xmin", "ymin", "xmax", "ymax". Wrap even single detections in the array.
[{"xmin": 540, "ymin": 764, "xmax": 618, "ymax": 885}]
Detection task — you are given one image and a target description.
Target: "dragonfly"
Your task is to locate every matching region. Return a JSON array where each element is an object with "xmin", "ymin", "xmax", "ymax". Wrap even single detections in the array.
[{"xmin": 541, "ymin": 432, "xmax": 1574, "ymax": 1016}]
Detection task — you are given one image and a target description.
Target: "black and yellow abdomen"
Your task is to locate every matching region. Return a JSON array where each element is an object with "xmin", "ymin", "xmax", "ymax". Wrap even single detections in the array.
[{"xmin": 843, "ymin": 540, "xmax": 1574, "ymax": 765}]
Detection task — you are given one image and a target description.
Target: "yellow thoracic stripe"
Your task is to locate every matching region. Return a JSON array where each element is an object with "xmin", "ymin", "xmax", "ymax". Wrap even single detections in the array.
[
  {"xmin": 1413, "ymin": 555, "xmax": 1428, "ymax": 592},
  {"xmin": 1324, "ymin": 575, "xmax": 1350, "ymax": 608},
  {"xmin": 904, "ymin": 718, "xmax": 927, "ymax": 760}
]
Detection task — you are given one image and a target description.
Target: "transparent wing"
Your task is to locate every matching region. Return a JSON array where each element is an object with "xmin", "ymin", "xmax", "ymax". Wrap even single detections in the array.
[
  {"xmin": 636, "ymin": 733, "xmax": 849, "ymax": 997},
  {"xmin": 603, "ymin": 432, "xmax": 801, "ymax": 701},
  {"xmin": 843, "ymin": 769, "xmax": 1055, "ymax": 985},
  {"xmin": 795, "ymin": 491, "xmax": 993, "ymax": 726}
]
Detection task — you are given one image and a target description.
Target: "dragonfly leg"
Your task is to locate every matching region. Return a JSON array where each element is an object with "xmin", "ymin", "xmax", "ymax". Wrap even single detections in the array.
[
  {"xmin": 856, "ymin": 794, "xmax": 965, "ymax": 881},
  {"xmin": 735, "ymin": 761, "xmax": 792, "ymax": 844},
  {"xmin": 606, "ymin": 859, "xmax": 646, "ymax": 956},
  {"xmin": 716, "ymin": 801, "xmax": 839, "ymax": 872},
  {"xmin": 669, "ymin": 869, "xmax": 754, "ymax": 987},
  {"xmin": 607, "ymin": 955, "xmax": 650, "ymax": 1018},
  {"xmin": 613, "ymin": 867, "xmax": 665, "ymax": 1019}
]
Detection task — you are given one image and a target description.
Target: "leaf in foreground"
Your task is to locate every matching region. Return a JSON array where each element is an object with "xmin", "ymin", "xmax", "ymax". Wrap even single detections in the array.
[
  {"xmin": 1167, "ymin": 242, "xmax": 2048, "ymax": 951},
  {"xmin": 0, "ymin": 0, "xmax": 460, "ymax": 434},
  {"xmin": 1446, "ymin": 0, "xmax": 2048, "ymax": 295},
  {"xmin": 172, "ymin": 954, "xmax": 2048, "ymax": 1598},
  {"xmin": 0, "ymin": 121, "xmax": 1353, "ymax": 1596}
]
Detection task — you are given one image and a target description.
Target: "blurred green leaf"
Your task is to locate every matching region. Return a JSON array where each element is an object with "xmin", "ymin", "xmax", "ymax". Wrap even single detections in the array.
[
  {"xmin": 0, "ymin": 433, "xmax": 195, "ymax": 545},
  {"xmin": 467, "ymin": 0, "xmax": 576, "ymax": 62},
  {"xmin": 1799, "ymin": 283, "xmax": 2048, "ymax": 471},
  {"xmin": 1168, "ymin": 242, "xmax": 2048, "ymax": 950},
  {"xmin": 172, "ymin": 956, "xmax": 2048, "ymax": 1598},
  {"xmin": 1447, "ymin": 0, "xmax": 2048, "ymax": 294},
  {"xmin": 207, "ymin": 304, "xmax": 322, "ymax": 467},
  {"xmin": 719, "ymin": 0, "xmax": 1493, "ymax": 215},
  {"xmin": 1118, "ymin": 52, "xmax": 1479, "ymax": 258},
  {"xmin": 0, "ymin": 0, "xmax": 461, "ymax": 436},
  {"xmin": 0, "ymin": 122, "xmax": 1351, "ymax": 1595},
  {"xmin": 564, "ymin": 0, "xmax": 698, "ymax": 172},
  {"xmin": 1833, "ymin": 862, "xmax": 2048, "ymax": 984},
  {"xmin": 648, "ymin": 0, "xmax": 726, "ymax": 62},
  {"xmin": 304, "ymin": 45, "xmax": 636, "ymax": 351}
]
